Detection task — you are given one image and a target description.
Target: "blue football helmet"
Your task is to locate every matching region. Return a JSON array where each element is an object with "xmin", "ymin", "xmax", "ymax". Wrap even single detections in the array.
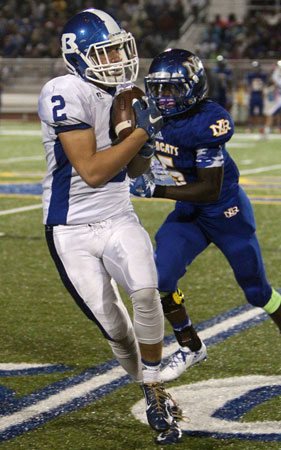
[
  {"xmin": 60, "ymin": 8, "xmax": 139, "ymax": 86},
  {"xmin": 145, "ymin": 49, "xmax": 207, "ymax": 117}
]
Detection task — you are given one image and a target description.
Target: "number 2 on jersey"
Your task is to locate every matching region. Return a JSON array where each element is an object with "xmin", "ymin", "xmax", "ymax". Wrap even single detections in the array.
[{"xmin": 52, "ymin": 95, "xmax": 67, "ymax": 121}]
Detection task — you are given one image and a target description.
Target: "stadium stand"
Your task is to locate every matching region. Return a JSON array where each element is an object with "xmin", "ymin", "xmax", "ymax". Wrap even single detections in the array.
[
  {"xmin": 0, "ymin": 0, "xmax": 188, "ymax": 58},
  {"xmin": 0, "ymin": 0, "xmax": 280, "ymax": 124}
]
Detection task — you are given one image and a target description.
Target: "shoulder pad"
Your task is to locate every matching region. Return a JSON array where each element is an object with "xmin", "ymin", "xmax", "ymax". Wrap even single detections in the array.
[{"xmin": 196, "ymin": 101, "xmax": 234, "ymax": 147}]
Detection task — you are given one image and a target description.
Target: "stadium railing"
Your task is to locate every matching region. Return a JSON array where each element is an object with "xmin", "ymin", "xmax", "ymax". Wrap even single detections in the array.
[{"xmin": 0, "ymin": 58, "xmax": 277, "ymax": 124}]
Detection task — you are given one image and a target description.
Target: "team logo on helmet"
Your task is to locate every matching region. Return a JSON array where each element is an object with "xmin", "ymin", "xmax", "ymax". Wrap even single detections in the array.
[
  {"xmin": 61, "ymin": 33, "xmax": 78, "ymax": 53},
  {"xmin": 182, "ymin": 55, "xmax": 203, "ymax": 78}
]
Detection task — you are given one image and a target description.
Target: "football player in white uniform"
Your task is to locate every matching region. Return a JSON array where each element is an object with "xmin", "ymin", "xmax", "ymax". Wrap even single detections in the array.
[
  {"xmin": 38, "ymin": 8, "xmax": 182, "ymax": 444},
  {"xmin": 264, "ymin": 60, "xmax": 281, "ymax": 136}
]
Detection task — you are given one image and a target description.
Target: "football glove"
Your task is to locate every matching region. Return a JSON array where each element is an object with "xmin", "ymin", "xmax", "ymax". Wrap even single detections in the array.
[
  {"xmin": 132, "ymin": 97, "xmax": 163, "ymax": 139},
  {"xmin": 138, "ymin": 140, "xmax": 155, "ymax": 159},
  {"xmin": 129, "ymin": 170, "xmax": 156, "ymax": 198}
]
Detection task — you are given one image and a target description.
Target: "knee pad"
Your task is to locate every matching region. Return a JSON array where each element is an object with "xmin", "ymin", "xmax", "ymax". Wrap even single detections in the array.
[
  {"xmin": 130, "ymin": 288, "xmax": 164, "ymax": 344},
  {"xmin": 161, "ymin": 289, "xmax": 185, "ymax": 316},
  {"xmin": 131, "ymin": 288, "xmax": 162, "ymax": 314}
]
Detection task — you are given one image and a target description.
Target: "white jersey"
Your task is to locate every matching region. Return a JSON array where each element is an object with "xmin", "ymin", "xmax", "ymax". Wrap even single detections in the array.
[
  {"xmin": 38, "ymin": 74, "xmax": 134, "ymax": 225},
  {"xmin": 266, "ymin": 66, "xmax": 281, "ymax": 116},
  {"xmin": 272, "ymin": 66, "xmax": 281, "ymax": 97}
]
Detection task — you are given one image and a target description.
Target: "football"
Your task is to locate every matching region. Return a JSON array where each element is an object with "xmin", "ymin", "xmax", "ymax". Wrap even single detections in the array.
[{"xmin": 111, "ymin": 86, "xmax": 145, "ymax": 140}]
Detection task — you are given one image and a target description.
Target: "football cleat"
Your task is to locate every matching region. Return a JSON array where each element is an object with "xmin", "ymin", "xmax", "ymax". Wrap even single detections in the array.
[
  {"xmin": 155, "ymin": 421, "xmax": 183, "ymax": 445},
  {"xmin": 142, "ymin": 382, "xmax": 177, "ymax": 431},
  {"xmin": 161, "ymin": 342, "xmax": 207, "ymax": 382}
]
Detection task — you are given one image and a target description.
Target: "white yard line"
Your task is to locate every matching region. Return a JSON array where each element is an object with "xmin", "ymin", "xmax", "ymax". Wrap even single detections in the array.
[
  {"xmin": 234, "ymin": 133, "xmax": 281, "ymax": 140},
  {"xmin": 227, "ymin": 143, "xmax": 255, "ymax": 148},
  {"xmin": 0, "ymin": 156, "xmax": 44, "ymax": 163},
  {"xmin": 0, "ymin": 365, "xmax": 127, "ymax": 431},
  {"xmin": 0, "ymin": 130, "xmax": 42, "ymax": 136},
  {"xmin": 240, "ymin": 164, "xmax": 281, "ymax": 175},
  {"xmin": 0, "ymin": 204, "xmax": 42, "ymax": 216}
]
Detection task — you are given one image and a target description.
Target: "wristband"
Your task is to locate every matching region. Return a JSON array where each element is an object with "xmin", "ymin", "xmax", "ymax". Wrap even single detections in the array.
[{"xmin": 153, "ymin": 184, "xmax": 167, "ymax": 198}]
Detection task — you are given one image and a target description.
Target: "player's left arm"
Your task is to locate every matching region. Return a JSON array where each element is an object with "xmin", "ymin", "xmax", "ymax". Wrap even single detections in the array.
[
  {"xmin": 127, "ymin": 139, "xmax": 155, "ymax": 178},
  {"xmin": 154, "ymin": 107, "xmax": 230, "ymax": 201},
  {"xmin": 154, "ymin": 165, "xmax": 223, "ymax": 202},
  {"xmin": 127, "ymin": 154, "xmax": 151, "ymax": 178}
]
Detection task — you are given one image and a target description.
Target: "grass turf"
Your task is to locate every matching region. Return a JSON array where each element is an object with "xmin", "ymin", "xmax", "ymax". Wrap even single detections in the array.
[{"xmin": 0, "ymin": 123, "xmax": 281, "ymax": 449}]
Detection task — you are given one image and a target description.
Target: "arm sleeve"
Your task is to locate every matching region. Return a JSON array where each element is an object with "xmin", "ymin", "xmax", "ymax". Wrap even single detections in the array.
[{"xmin": 195, "ymin": 147, "xmax": 224, "ymax": 168}]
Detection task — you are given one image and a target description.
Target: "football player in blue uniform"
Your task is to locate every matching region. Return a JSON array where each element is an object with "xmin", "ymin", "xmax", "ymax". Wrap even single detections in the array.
[
  {"xmin": 246, "ymin": 60, "xmax": 267, "ymax": 133},
  {"xmin": 38, "ymin": 9, "xmax": 183, "ymax": 443},
  {"xmin": 209, "ymin": 55, "xmax": 232, "ymax": 111},
  {"xmin": 130, "ymin": 48, "xmax": 281, "ymax": 382}
]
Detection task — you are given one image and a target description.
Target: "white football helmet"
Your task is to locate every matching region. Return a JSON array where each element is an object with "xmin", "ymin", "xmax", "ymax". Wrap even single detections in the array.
[{"xmin": 60, "ymin": 8, "xmax": 139, "ymax": 86}]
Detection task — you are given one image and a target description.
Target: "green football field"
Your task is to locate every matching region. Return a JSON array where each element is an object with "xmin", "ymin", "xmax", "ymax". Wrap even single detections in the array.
[{"xmin": 0, "ymin": 121, "xmax": 281, "ymax": 449}]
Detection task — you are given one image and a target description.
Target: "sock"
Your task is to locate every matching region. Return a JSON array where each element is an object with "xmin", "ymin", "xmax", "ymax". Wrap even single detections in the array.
[
  {"xmin": 142, "ymin": 359, "xmax": 161, "ymax": 383},
  {"xmin": 263, "ymin": 288, "xmax": 281, "ymax": 314}
]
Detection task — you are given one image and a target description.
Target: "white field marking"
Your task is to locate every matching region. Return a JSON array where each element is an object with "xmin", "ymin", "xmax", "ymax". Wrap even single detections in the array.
[
  {"xmin": 162, "ymin": 306, "xmax": 266, "ymax": 359},
  {"xmin": 227, "ymin": 143, "xmax": 255, "ymax": 148},
  {"xmin": 0, "ymin": 130, "xmax": 42, "ymax": 136},
  {"xmin": 133, "ymin": 376, "xmax": 281, "ymax": 435},
  {"xmin": 0, "ymin": 363, "xmax": 53, "ymax": 370},
  {"xmin": 0, "ymin": 365, "xmax": 127, "ymax": 431},
  {"xmin": 0, "ymin": 156, "xmax": 44, "ymax": 163},
  {"xmin": 0, "ymin": 307, "xmax": 265, "ymax": 433},
  {"xmin": 240, "ymin": 164, "xmax": 281, "ymax": 175},
  {"xmin": 0, "ymin": 204, "xmax": 42, "ymax": 216},
  {"xmin": 234, "ymin": 133, "xmax": 281, "ymax": 140},
  {"xmin": 241, "ymin": 159, "xmax": 254, "ymax": 164}
]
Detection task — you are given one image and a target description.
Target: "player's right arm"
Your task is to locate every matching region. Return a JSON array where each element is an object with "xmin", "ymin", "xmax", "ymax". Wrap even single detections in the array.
[
  {"xmin": 39, "ymin": 79, "xmax": 163, "ymax": 188},
  {"xmin": 59, "ymin": 97, "xmax": 162, "ymax": 187},
  {"xmin": 58, "ymin": 126, "xmax": 149, "ymax": 187}
]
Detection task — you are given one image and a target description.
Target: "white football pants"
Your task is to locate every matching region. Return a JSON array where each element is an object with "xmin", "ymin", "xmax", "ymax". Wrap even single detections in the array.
[{"xmin": 46, "ymin": 211, "xmax": 164, "ymax": 345}]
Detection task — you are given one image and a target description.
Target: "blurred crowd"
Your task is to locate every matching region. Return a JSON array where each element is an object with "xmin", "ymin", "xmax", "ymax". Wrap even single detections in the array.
[
  {"xmin": 0, "ymin": 0, "xmax": 280, "ymax": 129},
  {"xmin": 1, "ymin": 1, "xmax": 280, "ymax": 60},
  {"xmin": 197, "ymin": 11, "xmax": 281, "ymax": 60},
  {"xmin": 0, "ymin": 0, "xmax": 186, "ymax": 59}
]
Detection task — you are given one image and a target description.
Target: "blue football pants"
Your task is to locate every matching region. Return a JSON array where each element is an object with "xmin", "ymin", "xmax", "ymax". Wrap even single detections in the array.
[{"xmin": 155, "ymin": 187, "xmax": 272, "ymax": 307}]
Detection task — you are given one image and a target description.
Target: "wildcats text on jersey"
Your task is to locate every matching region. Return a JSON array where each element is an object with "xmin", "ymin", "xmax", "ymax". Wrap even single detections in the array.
[
  {"xmin": 209, "ymin": 119, "xmax": 232, "ymax": 137},
  {"xmin": 155, "ymin": 140, "xmax": 179, "ymax": 156}
]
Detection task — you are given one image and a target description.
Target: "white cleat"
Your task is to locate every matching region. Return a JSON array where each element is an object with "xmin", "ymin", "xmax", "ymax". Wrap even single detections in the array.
[{"xmin": 161, "ymin": 342, "xmax": 207, "ymax": 382}]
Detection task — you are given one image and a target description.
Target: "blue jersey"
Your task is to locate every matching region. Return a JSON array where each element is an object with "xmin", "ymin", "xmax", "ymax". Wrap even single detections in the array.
[
  {"xmin": 246, "ymin": 71, "xmax": 267, "ymax": 94},
  {"xmin": 153, "ymin": 101, "xmax": 272, "ymax": 308},
  {"xmin": 153, "ymin": 99, "xmax": 239, "ymax": 215}
]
